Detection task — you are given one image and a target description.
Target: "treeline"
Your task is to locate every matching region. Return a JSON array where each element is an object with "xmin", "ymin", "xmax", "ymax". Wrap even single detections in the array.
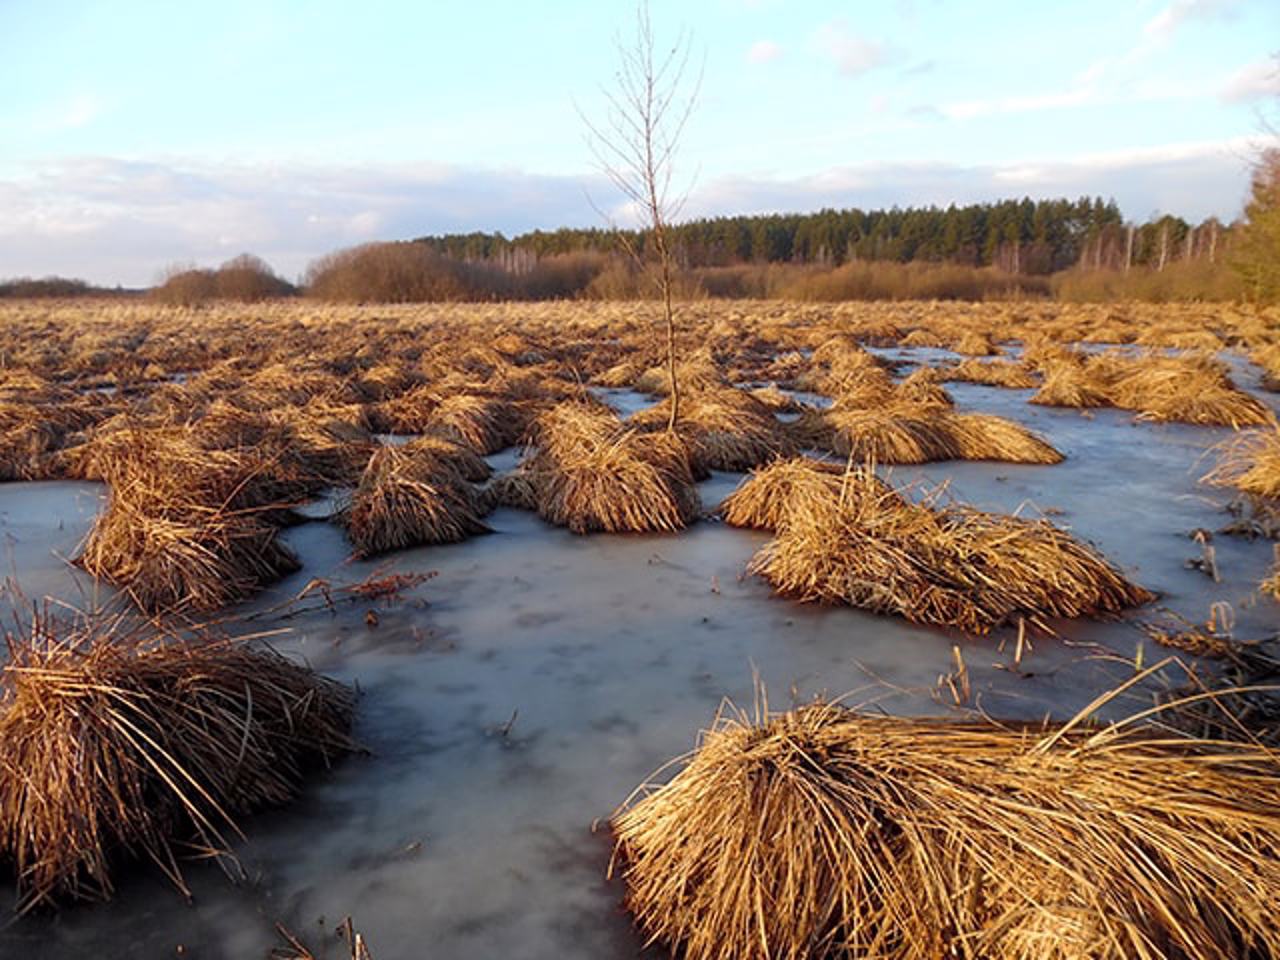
[
  {"xmin": 0, "ymin": 277, "xmax": 128, "ymax": 298},
  {"xmin": 150, "ymin": 254, "xmax": 295, "ymax": 305},
  {"xmin": 414, "ymin": 197, "xmax": 1233, "ymax": 276},
  {"xmin": 1, "ymin": 193, "xmax": 1259, "ymax": 305}
]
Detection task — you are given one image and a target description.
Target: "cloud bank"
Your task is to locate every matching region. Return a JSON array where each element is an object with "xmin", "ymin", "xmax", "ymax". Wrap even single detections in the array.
[{"xmin": 0, "ymin": 138, "xmax": 1261, "ymax": 287}]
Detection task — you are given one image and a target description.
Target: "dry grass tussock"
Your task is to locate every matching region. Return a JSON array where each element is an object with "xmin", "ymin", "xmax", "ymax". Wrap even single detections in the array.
[
  {"xmin": 719, "ymin": 457, "xmax": 898, "ymax": 531},
  {"xmin": 77, "ymin": 427, "xmax": 304, "ymax": 613},
  {"xmin": 516, "ymin": 403, "xmax": 701, "ymax": 534},
  {"xmin": 0, "ymin": 297, "xmax": 1273, "ymax": 610},
  {"xmin": 1032, "ymin": 349, "xmax": 1272, "ymax": 427},
  {"xmin": 341, "ymin": 445, "xmax": 491, "ymax": 558},
  {"xmin": 941, "ymin": 357, "xmax": 1038, "ymax": 388},
  {"xmin": 628, "ymin": 387, "xmax": 795, "ymax": 472},
  {"xmin": 1202, "ymin": 424, "xmax": 1280, "ymax": 499},
  {"xmin": 612, "ymin": 695, "xmax": 1280, "ymax": 960},
  {"xmin": 0, "ymin": 612, "xmax": 356, "ymax": 911},
  {"xmin": 745, "ymin": 468, "xmax": 1150, "ymax": 633},
  {"xmin": 803, "ymin": 406, "xmax": 1063, "ymax": 466}
]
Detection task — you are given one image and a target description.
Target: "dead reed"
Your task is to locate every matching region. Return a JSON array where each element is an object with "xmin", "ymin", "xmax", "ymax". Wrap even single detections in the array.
[
  {"xmin": 747, "ymin": 473, "xmax": 1150, "ymax": 633},
  {"xmin": 423, "ymin": 393, "xmax": 518, "ymax": 454},
  {"xmin": 342, "ymin": 445, "xmax": 490, "ymax": 557},
  {"xmin": 941, "ymin": 358, "xmax": 1038, "ymax": 388},
  {"xmin": 719, "ymin": 457, "xmax": 883, "ymax": 531},
  {"xmin": 76, "ymin": 427, "xmax": 305, "ymax": 612},
  {"xmin": 630, "ymin": 387, "xmax": 794, "ymax": 472},
  {"xmin": 525, "ymin": 403, "xmax": 701, "ymax": 534},
  {"xmin": 817, "ymin": 408, "xmax": 1063, "ymax": 465},
  {"xmin": 1202, "ymin": 425, "xmax": 1280, "ymax": 499},
  {"xmin": 1030, "ymin": 356, "xmax": 1113, "ymax": 408},
  {"xmin": 612, "ymin": 697, "xmax": 1280, "ymax": 960},
  {"xmin": 0, "ymin": 613, "xmax": 357, "ymax": 911}
]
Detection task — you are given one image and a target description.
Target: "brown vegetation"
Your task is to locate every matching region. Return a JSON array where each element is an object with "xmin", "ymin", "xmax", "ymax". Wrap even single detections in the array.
[
  {"xmin": 342, "ymin": 445, "xmax": 491, "ymax": 558},
  {"xmin": 744, "ymin": 467, "xmax": 1150, "ymax": 633},
  {"xmin": 0, "ymin": 614, "xmax": 356, "ymax": 910},
  {"xmin": 516, "ymin": 403, "xmax": 701, "ymax": 534},
  {"xmin": 612, "ymin": 697, "xmax": 1280, "ymax": 960},
  {"xmin": 1202, "ymin": 425, "xmax": 1280, "ymax": 499}
]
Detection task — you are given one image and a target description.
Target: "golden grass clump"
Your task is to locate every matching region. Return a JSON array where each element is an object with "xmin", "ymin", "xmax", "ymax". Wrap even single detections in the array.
[
  {"xmin": 77, "ymin": 427, "xmax": 304, "ymax": 612},
  {"xmin": 823, "ymin": 408, "xmax": 962, "ymax": 464},
  {"xmin": 612, "ymin": 698, "xmax": 1280, "ymax": 960},
  {"xmin": 720, "ymin": 458, "xmax": 900, "ymax": 531},
  {"xmin": 748, "ymin": 475, "xmax": 1150, "ymax": 633},
  {"xmin": 423, "ymin": 393, "xmax": 519, "ymax": 454},
  {"xmin": 952, "ymin": 329, "xmax": 999, "ymax": 355},
  {"xmin": 941, "ymin": 358, "xmax": 1038, "ymax": 388},
  {"xmin": 525, "ymin": 402, "xmax": 701, "ymax": 534},
  {"xmin": 944, "ymin": 412, "xmax": 1065, "ymax": 464},
  {"xmin": 1030, "ymin": 356, "xmax": 1113, "ymax": 408},
  {"xmin": 634, "ymin": 351, "xmax": 726, "ymax": 395},
  {"xmin": 748, "ymin": 383, "xmax": 801, "ymax": 412},
  {"xmin": 0, "ymin": 615, "xmax": 356, "ymax": 910},
  {"xmin": 1202, "ymin": 424, "xmax": 1280, "ymax": 499},
  {"xmin": 893, "ymin": 368, "xmax": 953, "ymax": 409},
  {"xmin": 630, "ymin": 387, "xmax": 795, "ymax": 472},
  {"xmin": 402, "ymin": 433, "xmax": 492, "ymax": 482},
  {"xmin": 342, "ymin": 445, "xmax": 491, "ymax": 557},
  {"xmin": 816, "ymin": 407, "xmax": 1063, "ymax": 465},
  {"xmin": 482, "ymin": 468, "xmax": 541, "ymax": 512},
  {"xmin": 1108, "ymin": 353, "xmax": 1272, "ymax": 427},
  {"xmin": 80, "ymin": 498, "xmax": 300, "ymax": 613}
]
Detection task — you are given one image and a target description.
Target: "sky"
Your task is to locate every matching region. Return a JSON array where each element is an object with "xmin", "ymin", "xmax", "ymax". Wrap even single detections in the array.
[{"xmin": 1, "ymin": 0, "xmax": 1277, "ymax": 286}]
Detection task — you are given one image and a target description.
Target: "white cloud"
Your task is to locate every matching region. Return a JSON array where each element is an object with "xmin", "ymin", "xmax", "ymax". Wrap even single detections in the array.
[
  {"xmin": 687, "ymin": 136, "xmax": 1257, "ymax": 223},
  {"xmin": 1220, "ymin": 57, "xmax": 1280, "ymax": 102},
  {"xmin": 814, "ymin": 20, "xmax": 888, "ymax": 77},
  {"xmin": 746, "ymin": 40, "xmax": 782, "ymax": 64},
  {"xmin": 1143, "ymin": 0, "xmax": 1238, "ymax": 39},
  {"xmin": 942, "ymin": 87, "xmax": 1096, "ymax": 120},
  {"xmin": 0, "ymin": 157, "xmax": 605, "ymax": 286},
  {"xmin": 0, "ymin": 140, "xmax": 1259, "ymax": 287}
]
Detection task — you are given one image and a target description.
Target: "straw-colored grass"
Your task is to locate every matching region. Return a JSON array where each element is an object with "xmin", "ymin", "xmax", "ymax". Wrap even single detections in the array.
[
  {"xmin": 630, "ymin": 388, "xmax": 794, "ymax": 472},
  {"xmin": 80, "ymin": 497, "xmax": 300, "ymax": 612},
  {"xmin": 941, "ymin": 358, "xmax": 1038, "ymax": 388},
  {"xmin": 612, "ymin": 697, "xmax": 1280, "ymax": 960},
  {"xmin": 74, "ymin": 425, "xmax": 315, "ymax": 611},
  {"xmin": 823, "ymin": 408, "xmax": 962, "ymax": 464},
  {"xmin": 893, "ymin": 368, "xmax": 953, "ymax": 409},
  {"xmin": 818, "ymin": 408, "xmax": 1063, "ymax": 465},
  {"xmin": 1030, "ymin": 357, "xmax": 1113, "ymax": 408},
  {"xmin": 482, "ymin": 468, "xmax": 541, "ymax": 512},
  {"xmin": 634, "ymin": 351, "xmax": 726, "ymax": 395},
  {"xmin": 342, "ymin": 446, "xmax": 490, "ymax": 557},
  {"xmin": 1202, "ymin": 425, "xmax": 1280, "ymax": 499},
  {"xmin": 944, "ymin": 412, "xmax": 1064, "ymax": 464},
  {"xmin": 526, "ymin": 403, "xmax": 701, "ymax": 534},
  {"xmin": 423, "ymin": 393, "xmax": 518, "ymax": 454},
  {"xmin": 1107, "ymin": 353, "xmax": 1271, "ymax": 428},
  {"xmin": 952, "ymin": 330, "xmax": 998, "ymax": 355},
  {"xmin": 720, "ymin": 458, "xmax": 901, "ymax": 531},
  {"xmin": 403, "ymin": 433, "xmax": 493, "ymax": 482},
  {"xmin": 748, "ymin": 475, "xmax": 1150, "ymax": 633},
  {"xmin": 0, "ymin": 615, "xmax": 356, "ymax": 910},
  {"xmin": 1030, "ymin": 350, "xmax": 1272, "ymax": 427}
]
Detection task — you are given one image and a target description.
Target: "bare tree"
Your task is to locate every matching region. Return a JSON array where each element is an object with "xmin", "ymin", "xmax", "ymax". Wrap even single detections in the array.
[{"xmin": 582, "ymin": 2, "xmax": 700, "ymax": 430}]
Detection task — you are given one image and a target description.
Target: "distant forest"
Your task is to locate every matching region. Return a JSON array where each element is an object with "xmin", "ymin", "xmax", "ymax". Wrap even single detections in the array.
[
  {"xmin": 1, "ymin": 195, "xmax": 1250, "ymax": 305},
  {"xmin": 414, "ymin": 197, "xmax": 1230, "ymax": 275}
]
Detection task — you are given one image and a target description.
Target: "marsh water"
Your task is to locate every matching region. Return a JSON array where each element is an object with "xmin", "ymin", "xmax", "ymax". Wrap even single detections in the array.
[{"xmin": 1, "ymin": 349, "xmax": 1277, "ymax": 959}]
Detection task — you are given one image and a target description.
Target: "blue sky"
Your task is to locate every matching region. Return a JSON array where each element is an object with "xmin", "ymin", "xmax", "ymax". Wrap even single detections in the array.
[{"xmin": 1, "ymin": 0, "xmax": 1276, "ymax": 285}]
